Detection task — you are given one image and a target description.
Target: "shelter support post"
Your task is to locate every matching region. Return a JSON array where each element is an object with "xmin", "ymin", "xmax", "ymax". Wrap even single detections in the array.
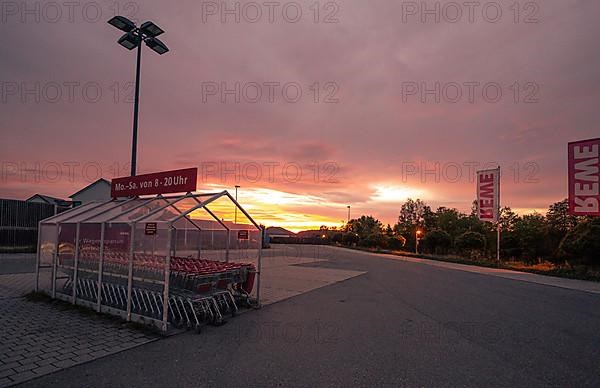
[
  {"xmin": 127, "ymin": 224, "xmax": 135, "ymax": 321},
  {"xmin": 96, "ymin": 223, "xmax": 106, "ymax": 312},
  {"xmin": 72, "ymin": 223, "xmax": 81, "ymax": 304},
  {"xmin": 34, "ymin": 221, "xmax": 42, "ymax": 292},
  {"xmin": 52, "ymin": 225, "xmax": 59, "ymax": 298},
  {"xmin": 257, "ymin": 228, "xmax": 263, "ymax": 307},
  {"xmin": 162, "ymin": 226, "xmax": 173, "ymax": 332}
]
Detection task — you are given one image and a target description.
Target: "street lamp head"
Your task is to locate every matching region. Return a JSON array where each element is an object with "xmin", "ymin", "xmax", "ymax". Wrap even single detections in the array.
[
  {"xmin": 117, "ymin": 32, "xmax": 141, "ymax": 50},
  {"xmin": 108, "ymin": 16, "xmax": 136, "ymax": 32},
  {"xmin": 145, "ymin": 37, "xmax": 169, "ymax": 55},
  {"xmin": 416, "ymin": 230, "xmax": 422, "ymax": 235},
  {"xmin": 140, "ymin": 21, "xmax": 164, "ymax": 37}
]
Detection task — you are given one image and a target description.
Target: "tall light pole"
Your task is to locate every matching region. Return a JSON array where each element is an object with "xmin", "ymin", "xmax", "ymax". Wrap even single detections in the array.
[
  {"xmin": 415, "ymin": 229, "xmax": 422, "ymax": 254},
  {"xmin": 234, "ymin": 185, "xmax": 240, "ymax": 224},
  {"xmin": 108, "ymin": 16, "xmax": 169, "ymax": 177},
  {"xmin": 347, "ymin": 205, "xmax": 351, "ymax": 224}
]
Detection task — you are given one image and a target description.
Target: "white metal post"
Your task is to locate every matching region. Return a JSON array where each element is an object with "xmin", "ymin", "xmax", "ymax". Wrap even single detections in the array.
[
  {"xmin": 162, "ymin": 226, "xmax": 173, "ymax": 332},
  {"xmin": 72, "ymin": 223, "xmax": 81, "ymax": 304},
  {"xmin": 497, "ymin": 165, "xmax": 501, "ymax": 266},
  {"xmin": 96, "ymin": 223, "xmax": 105, "ymax": 312},
  {"xmin": 34, "ymin": 221, "xmax": 42, "ymax": 292},
  {"xmin": 52, "ymin": 225, "xmax": 59, "ymax": 298},
  {"xmin": 497, "ymin": 223, "xmax": 501, "ymax": 266},
  {"xmin": 126, "ymin": 224, "xmax": 135, "ymax": 320},
  {"xmin": 257, "ymin": 228, "xmax": 263, "ymax": 307}
]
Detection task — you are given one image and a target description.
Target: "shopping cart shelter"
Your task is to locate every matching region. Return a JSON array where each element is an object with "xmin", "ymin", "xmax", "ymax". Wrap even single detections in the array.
[{"xmin": 35, "ymin": 172, "xmax": 263, "ymax": 333}]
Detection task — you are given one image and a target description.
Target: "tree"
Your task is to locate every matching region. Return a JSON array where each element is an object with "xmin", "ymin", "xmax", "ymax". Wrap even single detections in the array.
[
  {"xmin": 396, "ymin": 198, "xmax": 432, "ymax": 250},
  {"xmin": 397, "ymin": 199, "xmax": 430, "ymax": 228},
  {"xmin": 385, "ymin": 224, "xmax": 394, "ymax": 237},
  {"xmin": 499, "ymin": 207, "xmax": 519, "ymax": 232},
  {"xmin": 547, "ymin": 199, "xmax": 578, "ymax": 234},
  {"xmin": 546, "ymin": 199, "xmax": 580, "ymax": 258},
  {"xmin": 558, "ymin": 217, "xmax": 600, "ymax": 266},
  {"xmin": 513, "ymin": 213, "xmax": 548, "ymax": 263},
  {"xmin": 348, "ymin": 216, "xmax": 385, "ymax": 248},
  {"xmin": 421, "ymin": 229, "xmax": 452, "ymax": 254}
]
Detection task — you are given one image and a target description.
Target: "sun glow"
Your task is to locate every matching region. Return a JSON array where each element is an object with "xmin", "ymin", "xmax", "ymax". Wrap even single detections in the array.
[{"xmin": 370, "ymin": 184, "xmax": 428, "ymax": 203}]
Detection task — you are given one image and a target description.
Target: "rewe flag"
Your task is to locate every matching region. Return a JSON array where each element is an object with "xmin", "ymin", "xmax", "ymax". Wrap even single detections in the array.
[
  {"xmin": 568, "ymin": 138, "xmax": 600, "ymax": 216},
  {"xmin": 477, "ymin": 167, "xmax": 500, "ymax": 222}
]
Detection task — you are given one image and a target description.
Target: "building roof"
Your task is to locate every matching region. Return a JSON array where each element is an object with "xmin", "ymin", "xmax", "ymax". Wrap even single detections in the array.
[
  {"xmin": 265, "ymin": 226, "xmax": 296, "ymax": 237},
  {"xmin": 69, "ymin": 178, "xmax": 111, "ymax": 199},
  {"xmin": 26, "ymin": 194, "xmax": 71, "ymax": 206}
]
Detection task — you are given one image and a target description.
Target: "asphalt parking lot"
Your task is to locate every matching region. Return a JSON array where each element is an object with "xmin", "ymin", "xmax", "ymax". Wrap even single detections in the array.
[{"xmin": 11, "ymin": 245, "xmax": 600, "ymax": 387}]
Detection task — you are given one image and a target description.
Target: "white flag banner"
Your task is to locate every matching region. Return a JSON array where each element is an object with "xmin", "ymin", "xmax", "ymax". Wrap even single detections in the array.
[{"xmin": 477, "ymin": 167, "xmax": 500, "ymax": 222}]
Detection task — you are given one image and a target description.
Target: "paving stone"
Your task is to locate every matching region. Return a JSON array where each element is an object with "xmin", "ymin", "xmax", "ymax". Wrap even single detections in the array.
[
  {"xmin": 0, "ymin": 369, "xmax": 16, "ymax": 379},
  {"xmin": 0, "ymin": 286, "xmax": 159, "ymax": 386},
  {"xmin": 55, "ymin": 353, "xmax": 77, "ymax": 361},
  {"xmin": 0, "ymin": 377, "xmax": 13, "ymax": 387},
  {"xmin": 8, "ymin": 370, "xmax": 38, "ymax": 384},
  {"xmin": 32, "ymin": 364, "xmax": 60, "ymax": 375},
  {"xmin": 89, "ymin": 349, "xmax": 112, "ymax": 358},
  {"xmin": 13, "ymin": 363, "xmax": 36, "ymax": 373},
  {"xmin": 0, "ymin": 363, "xmax": 20, "ymax": 373},
  {"xmin": 51, "ymin": 359, "xmax": 79, "ymax": 369},
  {"xmin": 0, "ymin": 356, "xmax": 23, "ymax": 364},
  {"xmin": 35, "ymin": 357, "xmax": 59, "ymax": 367},
  {"xmin": 73, "ymin": 349, "xmax": 91, "ymax": 356}
]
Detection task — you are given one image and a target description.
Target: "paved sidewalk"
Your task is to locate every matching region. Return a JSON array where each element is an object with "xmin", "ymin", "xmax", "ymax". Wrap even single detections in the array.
[
  {"xmin": 363, "ymin": 250, "xmax": 600, "ymax": 294},
  {"xmin": 0, "ymin": 298, "xmax": 158, "ymax": 387},
  {"xmin": 0, "ymin": 274, "xmax": 35, "ymax": 300}
]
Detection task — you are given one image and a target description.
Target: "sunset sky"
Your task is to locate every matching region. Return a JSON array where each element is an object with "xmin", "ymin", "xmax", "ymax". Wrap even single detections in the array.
[{"xmin": 1, "ymin": 0, "xmax": 599, "ymax": 232}]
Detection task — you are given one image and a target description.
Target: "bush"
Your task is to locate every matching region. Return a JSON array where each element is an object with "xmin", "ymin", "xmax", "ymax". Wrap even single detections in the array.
[
  {"xmin": 455, "ymin": 231, "xmax": 486, "ymax": 258},
  {"xmin": 386, "ymin": 235, "xmax": 406, "ymax": 250},
  {"xmin": 342, "ymin": 232, "xmax": 359, "ymax": 246},
  {"xmin": 421, "ymin": 229, "xmax": 452, "ymax": 254}
]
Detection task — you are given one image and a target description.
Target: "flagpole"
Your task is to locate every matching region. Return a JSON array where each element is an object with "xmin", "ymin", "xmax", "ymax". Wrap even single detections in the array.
[{"xmin": 497, "ymin": 166, "xmax": 501, "ymax": 267}]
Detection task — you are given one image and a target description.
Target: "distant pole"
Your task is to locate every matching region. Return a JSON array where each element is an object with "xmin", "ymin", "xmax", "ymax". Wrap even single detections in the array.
[
  {"xmin": 234, "ymin": 185, "xmax": 240, "ymax": 224},
  {"xmin": 415, "ymin": 230, "xmax": 421, "ymax": 254},
  {"xmin": 347, "ymin": 205, "xmax": 351, "ymax": 223},
  {"xmin": 497, "ymin": 223, "xmax": 501, "ymax": 266}
]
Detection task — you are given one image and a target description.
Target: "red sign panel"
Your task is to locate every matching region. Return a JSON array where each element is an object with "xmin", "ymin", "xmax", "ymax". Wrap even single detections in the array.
[
  {"xmin": 111, "ymin": 168, "xmax": 198, "ymax": 198},
  {"xmin": 568, "ymin": 138, "xmax": 600, "ymax": 216},
  {"xmin": 477, "ymin": 168, "xmax": 500, "ymax": 222}
]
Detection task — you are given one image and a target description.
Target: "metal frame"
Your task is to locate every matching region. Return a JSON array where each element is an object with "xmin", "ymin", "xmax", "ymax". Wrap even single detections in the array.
[{"xmin": 35, "ymin": 191, "xmax": 264, "ymax": 332}]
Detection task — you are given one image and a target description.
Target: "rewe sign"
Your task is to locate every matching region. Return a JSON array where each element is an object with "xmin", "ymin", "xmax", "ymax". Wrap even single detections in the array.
[
  {"xmin": 568, "ymin": 138, "xmax": 600, "ymax": 216},
  {"xmin": 477, "ymin": 168, "xmax": 500, "ymax": 222},
  {"xmin": 111, "ymin": 168, "xmax": 198, "ymax": 198}
]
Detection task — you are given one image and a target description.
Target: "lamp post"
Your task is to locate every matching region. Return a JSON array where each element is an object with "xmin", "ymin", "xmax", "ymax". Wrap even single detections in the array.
[
  {"xmin": 415, "ymin": 229, "xmax": 422, "ymax": 254},
  {"xmin": 107, "ymin": 16, "xmax": 169, "ymax": 177},
  {"xmin": 234, "ymin": 185, "xmax": 240, "ymax": 224},
  {"xmin": 347, "ymin": 205, "xmax": 351, "ymax": 223}
]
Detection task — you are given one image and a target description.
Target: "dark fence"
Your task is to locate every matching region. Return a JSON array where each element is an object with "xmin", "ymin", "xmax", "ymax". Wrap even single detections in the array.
[{"xmin": 0, "ymin": 199, "xmax": 68, "ymax": 253}]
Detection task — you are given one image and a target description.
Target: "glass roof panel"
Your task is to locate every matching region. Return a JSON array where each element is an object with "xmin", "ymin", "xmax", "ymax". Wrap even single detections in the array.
[
  {"xmin": 41, "ymin": 201, "xmax": 108, "ymax": 224},
  {"xmin": 82, "ymin": 198, "xmax": 156, "ymax": 223}
]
